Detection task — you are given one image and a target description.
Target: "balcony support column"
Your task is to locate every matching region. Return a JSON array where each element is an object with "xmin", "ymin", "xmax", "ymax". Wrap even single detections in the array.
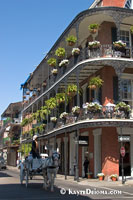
[
  {"xmin": 65, "ymin": 77, "xmax": 68, "ymax": 112},
  {"xmin": 75, "ymin": 127, "xmax": 79, "ymax": 182},
  {"xmin": 113, "ymin": 63, "xmax": 126, "ymax": 102},
  {"xmin": 76, "ymin": 69, "xmax": 80, "ymax": 107}
]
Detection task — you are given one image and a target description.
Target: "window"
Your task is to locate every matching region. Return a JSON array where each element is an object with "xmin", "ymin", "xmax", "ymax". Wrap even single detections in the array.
[
  {"xmin": 120, "ymin": 30, "xmax": 130, "ymax": 47},
  {"xmin": 125, "ymin": 0, "xmax": 132, "ymax": 8},
  {"xmin": 121, "ymin": 79, "xmax": 132, "ymax": 100}
]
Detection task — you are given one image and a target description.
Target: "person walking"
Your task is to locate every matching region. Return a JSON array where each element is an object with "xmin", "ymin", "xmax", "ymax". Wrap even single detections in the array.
[{"xmin": 83, "ymin": 157, "xmax": 89, "ymax": 178}]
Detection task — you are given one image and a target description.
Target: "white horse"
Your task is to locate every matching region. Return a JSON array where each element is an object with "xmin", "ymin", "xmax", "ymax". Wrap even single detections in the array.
[{"xmin": 42, "ymin": 151, "xmax": 59, "ymax": 192}]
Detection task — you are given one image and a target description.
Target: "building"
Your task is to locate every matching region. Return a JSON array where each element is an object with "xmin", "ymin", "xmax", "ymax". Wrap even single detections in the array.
[
  {"xmin": 21, "ymin": 0, "xmax": 133, "ymax": 179},
  {"xmin": 0, "ymin": 102, "xmax": 22, "ymax": 166}
]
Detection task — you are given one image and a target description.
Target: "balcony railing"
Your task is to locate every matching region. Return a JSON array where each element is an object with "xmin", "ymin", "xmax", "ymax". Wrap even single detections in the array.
[
  {"xmin": 23, "ymin": 44, "xmax": 133, "ymax": 109},
  {"xmin": 22, "ymin": 106, "xmax": 133, "ymax": 141}
]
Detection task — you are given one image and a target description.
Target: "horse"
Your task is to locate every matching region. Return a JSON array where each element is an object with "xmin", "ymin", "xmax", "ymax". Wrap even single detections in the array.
[{"xmin": 42, "ymin": 151, "xmax": 59, "ymax": 192}]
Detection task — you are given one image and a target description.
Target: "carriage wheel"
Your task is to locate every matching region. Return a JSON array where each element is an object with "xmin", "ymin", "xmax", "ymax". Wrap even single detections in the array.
[
  {"xmin": 20, "ymin": 166, "xmax": 25, "ymax": 184},
  {"xmin": 25, "ymin": 169, "xmax": 29, "ymax": 188}
]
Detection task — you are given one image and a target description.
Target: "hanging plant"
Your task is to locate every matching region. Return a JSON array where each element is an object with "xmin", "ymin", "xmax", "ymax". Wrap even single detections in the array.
[
  {"xmin": 88, "ymin": 77, "xmax": 104, "ymax": 89},
  {"xmin": 26, "ymin": 91, "xmax": 30, "ymax": 95},
  {"xmin": 55, "ymin": 47, "xmax": 65, "ymax": 58},
  {"xmin": 67, "ymin": 84, "xmax": 77, "ymax": 97},
  {"xmin": 88, "ymin": 41, "xmax": 101, "ymax": 49},
  {"xmin": 72, "ymin": 48, "xmax": 80, "ymax": 56},
  {"xmin": 66, "ymin": 35, "xmax": 77, "ymax": 46},
  {"xmin": 88, "ymin": 23, "xmax": 99, "ymax": 34},
  {"xmin": 51, "ymin": 68, "xmax": 58, "ymax": 75},
  {"xmin": 59, "ymin": 59, "xmax": 69, "ymax": 67},
  {"xmin": 47, "ymin": 58, "xmax": 57, "ymax": 67}
]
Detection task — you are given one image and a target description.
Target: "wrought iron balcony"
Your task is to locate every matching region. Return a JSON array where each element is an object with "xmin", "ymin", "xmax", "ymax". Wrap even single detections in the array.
[{"xmin": 23, "ymin": 44, "xmax": 133, "ymax": 110}]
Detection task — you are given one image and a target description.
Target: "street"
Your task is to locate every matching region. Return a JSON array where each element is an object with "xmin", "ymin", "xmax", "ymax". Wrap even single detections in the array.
[{"xmin": 0, "ymin": 168, "xmax": 133, "ymax": 200}]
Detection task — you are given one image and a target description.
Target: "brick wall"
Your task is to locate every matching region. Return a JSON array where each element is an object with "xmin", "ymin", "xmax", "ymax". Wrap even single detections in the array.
[
  {"xmin": 102, "ymin": 127, "xmax": 119, "ymax": 176},
  {"xmin": 103, "ymin": 0, "xmax": 125, "ymax": 7}
]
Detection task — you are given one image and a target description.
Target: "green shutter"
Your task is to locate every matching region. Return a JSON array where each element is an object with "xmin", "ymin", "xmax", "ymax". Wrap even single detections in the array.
[
  {"xmin": 111, "ymin": 27, "xmax": 117, "ymax": 43},
  {"xmin": 113, "ymin": 76, "xmax": 118, "ymax": 103}
]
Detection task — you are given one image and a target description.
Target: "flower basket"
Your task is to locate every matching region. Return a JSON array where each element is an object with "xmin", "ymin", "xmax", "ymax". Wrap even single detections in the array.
[
  {"xmin": 97, "ymin": 173, "xmax": 104, "ymax": 181},
  {"xmin": 66, "ymin": 35, "xmax": 77, "ymax": 46},
  {"xmin": 29, "ymin": 87, "xmax": 33, "ymax": 91},
  {"xmin": 42, "ymin": 82, "xmax": 47, "ymax": 87},
  {"xmin": 72, "ymin": 48, "xmax": 80, "ymax": 56},
  {"xmin": 88, "ymin": 41, "xmax": 101, "ymax": 49},
  {"xmin": 99, "ymin": 176, "xmax": 104, "ymax": 181},
  {"xmin": 110, "ymin": 174, "xmax": 118, "ymax": 181},
  {"xmin": 88, "ymin": 77, "xmax": 104, "ymax": 89},
  {"xmin": 72, "ymin": 106, "xmax": 80, "ymax": 116},
  {"xmin": 47, "ymin": 58, "xmax": 56, "ymax": 67},
  {"xmin": 88, "ymin": 24, "xmax": 99, "ymax": 34},
  {"xmin": 59, "ymin": 59, "xmax": 69, "ymax": 67},
  {"xmin": 51, "ymin": 69, "xmax": 58, "ymax": 76},
  {"xmin": 113, "ymin": 40, "xmax": 126, "ymax": 50},
  {"xmin": 112, "ymin": 177, "xmax": 117, "ymax": 181},
  {"xmin": 55, "ymin": 47, "xmax": 65, "ymax": 58},
  {"xmin": 60, "ymin": 112, "xmax": 68, "ymax": 125},
  {"xmin": 26, "ymin": 91, "xmax": 30, "ymax": 95}
]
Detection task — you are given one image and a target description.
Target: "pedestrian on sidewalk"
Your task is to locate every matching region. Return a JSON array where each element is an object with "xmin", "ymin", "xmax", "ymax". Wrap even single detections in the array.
[{"xmin": 83, "ymin": 157, "xmax": 89, "ymax": 178}]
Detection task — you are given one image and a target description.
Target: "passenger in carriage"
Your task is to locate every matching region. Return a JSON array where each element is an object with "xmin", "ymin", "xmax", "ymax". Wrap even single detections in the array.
[{"xmin": 30, "ymin": 135, "xmax": 40, "ymax": 158}]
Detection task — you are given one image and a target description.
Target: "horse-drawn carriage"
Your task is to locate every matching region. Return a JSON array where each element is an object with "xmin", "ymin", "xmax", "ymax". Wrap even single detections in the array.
[{"xmin": 20, "ymin": 151, "xmax": 59, "ymax": 191}]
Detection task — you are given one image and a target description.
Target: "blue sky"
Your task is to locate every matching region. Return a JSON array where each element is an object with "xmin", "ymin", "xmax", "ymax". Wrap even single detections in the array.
[{"xmin": 0, "ymin": 0, "xmax": 94, "ymax": 117}]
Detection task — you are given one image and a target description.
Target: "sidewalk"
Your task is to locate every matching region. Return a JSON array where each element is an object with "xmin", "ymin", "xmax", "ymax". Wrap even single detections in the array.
[{"xmin": 7, "ymin": 165, "xmax": 133, "ymax": 187}]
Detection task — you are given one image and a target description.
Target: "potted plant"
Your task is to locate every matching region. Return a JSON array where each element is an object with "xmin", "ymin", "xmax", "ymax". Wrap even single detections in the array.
[
  {"xmin": 56, "ymin": 93, "xmax": 66, "ymax": 105},
  {"xmin": 88, "ymin": 23, "xmax": 99, "ymax": 34},
  {"xmin": 66, "ymin": 35, "xmax": 77, "ymax": 46},
  {"xmin": 87, "ymin": 102, "xmax": 102, "ymax": 113},
  {"xmin": 72, "ymin": 106, "xmax": 80, "ymax": 117},
  {"xmin": 72, "ymin": 48, "xmax": 80, "ymax": 56},
  {"xmin": 60, "ymin": 112, "xmax": 68, "ymax": 124},
  {"xmin": 88, "ymin": 76, "xmax": 104, "ymax": 89},
  {"xmin": 67, "ymin": 84, "xmax": 77, "ymax": 97},
  {"xmin": 23, "ymin": 95, "xmax": 26, "ymax": 99},
  {"xmin": 88, "ymin": 41, "xmax": 101, "ymax": 49},
  {"xmin": 97, "ymin": 173, "xmax": 105, "ymax": 181},
  {"xmin": 55, "ymin": 47, "xmax": 65, "ymax": 58},
  {"xmin": 115, "ymin": 102, "xmax": 131, "ymax": 118},
  {"xmin": 110, "ymin": 174, "xmax": 118, "ymax": 181},
  {"xmin": 29, "ymin": 87, "xmax": 33, "ymax": 91},
  {"xmin": 26, "ymin": 91, "xmax": 30, "ymax": 95},
  {"xmin": 113, "ymin": 40, "xmax": 126, "ymax": 49},
  {"xmin": 59, "ymin": 59, "xmax": 69, "ymax": 67},
  {"xmin": 42, "ymin": 81, "xmax": 47, "ymax": 87},
  {"xmin": 47, "ymin": 58, "xmax": 56, "ymax": 67},
  {"xmin": 50, "ymin": 117, "xmax": 57, "ymax": 128},
  {"xmin": 51, "ymin": 68, "xmax": 58, "ymax": 76}
]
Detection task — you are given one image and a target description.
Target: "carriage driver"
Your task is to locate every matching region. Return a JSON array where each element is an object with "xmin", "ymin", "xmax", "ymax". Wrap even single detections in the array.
[{"xmin": 30, "ymin": 135, "xmax": 40, "ymax": 158}]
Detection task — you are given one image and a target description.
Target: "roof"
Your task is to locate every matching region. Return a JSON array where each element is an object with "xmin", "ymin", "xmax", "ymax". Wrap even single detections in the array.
[{"xmin": 1, "ymin": 102, "xmax": 23, "ymax": 118}]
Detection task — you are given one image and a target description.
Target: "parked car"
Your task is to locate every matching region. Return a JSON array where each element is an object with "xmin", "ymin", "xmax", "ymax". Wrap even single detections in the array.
[{"xmin": 0, "ymin": 157, "xmax": 6, "ymax": 169}]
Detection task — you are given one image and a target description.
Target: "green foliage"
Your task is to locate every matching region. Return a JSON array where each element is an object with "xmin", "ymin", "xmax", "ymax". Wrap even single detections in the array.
[
  {"xmin": 88, "ymin": 23, "xmax": 99, "ymax": 31},
  {"xmin": 115, "ymin": 102, "xmax": 131, "ymax": 112},
  {"xmin": 66, "ymin": 35, "xmax": 77, "ymax": 43},
  {"xmin": 12, "ymin": 139, "xmax": 20, "ymax": 145},
  {"xmin": 67, "ymin": 84, "xmax": 77, "ymax": 93},
  {"xmin": 39, "ymin": 124, "xmax": 46, "ymax": 132},
  {"xmin": 45, "ymin": 98, "xmax": 56, "ymax": 110},
  {"xmin": 21, "ymin": 118, "xmax": 29, "ymax": 127},
  {"xmin": 47, "ymin": 58, "xmax": 56, "ymax": 66},
  {"xmin": 88, "ymin": 77, "xmax": 103, "ymax": 89},
  {"xmin": 35, "ymin": 110, "xmax": 42, "ymax": 122},
  {"xmin": 55, "ymin": 47, "xmax": 65, "ymax": 57},
  {"xmin": 29, "ymin": 128, "xmax": 34, "ymax": 137},
  {"xmin": 19, "ymin": 143, "xmax": 32, "ymax": 156},
  {"xmin": 56, "ymin": 93, "xmax": 66, "ymax": 105}
]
